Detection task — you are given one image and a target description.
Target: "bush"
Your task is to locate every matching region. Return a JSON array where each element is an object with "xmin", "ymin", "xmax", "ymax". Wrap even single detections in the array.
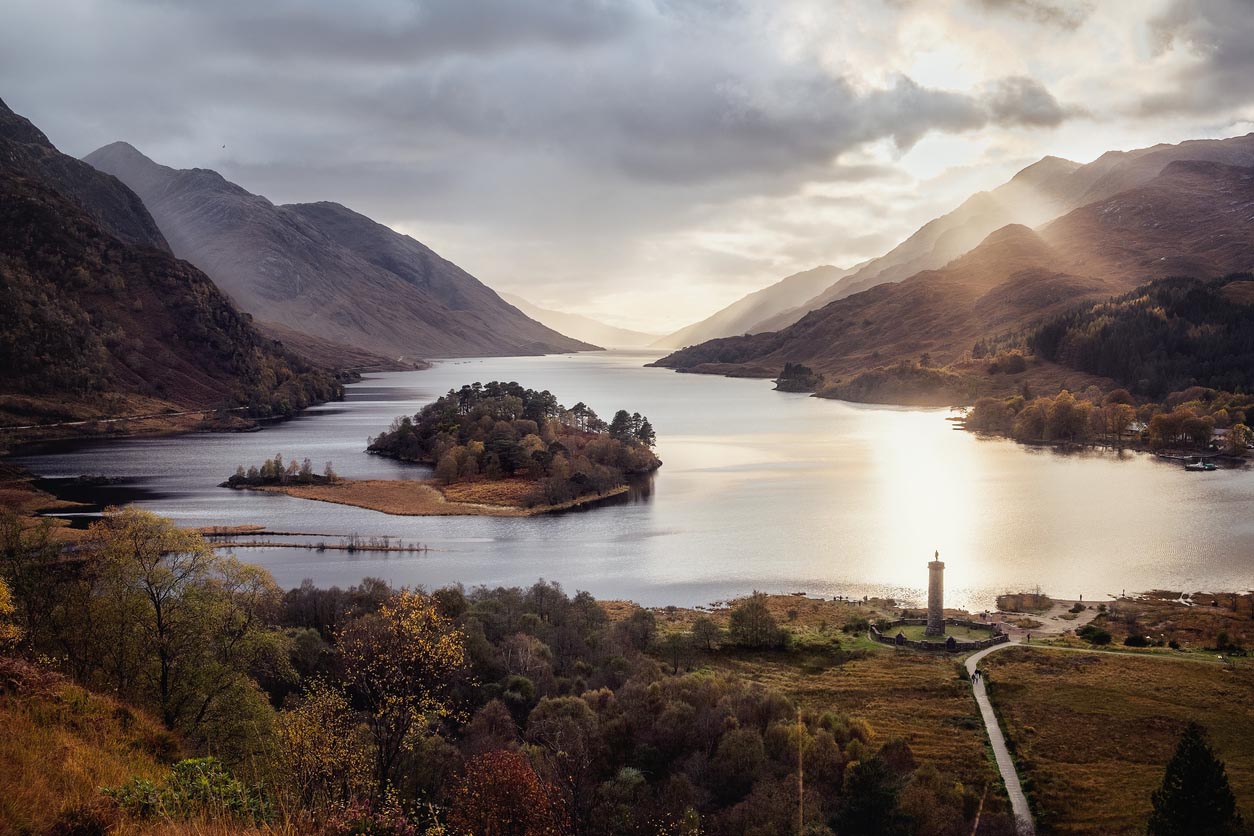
[
  {"xmin": 1124, "ymin": 635, "xmax": 1151, "ymax": 648},
  {"xmin": 1069, "ymin": 602, "xmax": 1085, "ymax": 613},
  {"xmin": 1077, "ymin": 624, "xmax": 1112, "ymax": 646},
  {"xmin": 843, "ymin": 616, "xmax": 871, "ymax": 635},
  {"xmin": 324, "ymin": 797, "xmax": 420, "ymax": 836},
  {"xmin": 107, "ymin": 758, "xmax": 272, "ymax": 823}
]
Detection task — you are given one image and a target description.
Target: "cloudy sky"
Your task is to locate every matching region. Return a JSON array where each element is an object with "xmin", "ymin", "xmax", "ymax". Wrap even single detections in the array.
[{"xmin": 4, "ymin": 0, "xmax": 1254, "ymax": 332}]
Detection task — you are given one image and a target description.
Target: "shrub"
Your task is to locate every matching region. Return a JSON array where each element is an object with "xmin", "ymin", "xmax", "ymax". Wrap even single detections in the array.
[
  {"xmin": 106, "ymin": 757, "xmax": 272, "ymax": 823},
  {"xmin": 1124, "ymin": 635, "xmax": 1151, "ymax": 648},
  {"xmin": 1077, "ymin": 624, "xmax": 1112, "ymax": 646},
  {"xmin": 1069, "ymin": 602, "xmax": 1085, "ymax": 613},
  {"xmin": 323, "ymin": 796, "xmax": 420, "ymax": 836},
  {"xmin": 842, "ymin": 616, "xmax": 871, "ymax": 635}
]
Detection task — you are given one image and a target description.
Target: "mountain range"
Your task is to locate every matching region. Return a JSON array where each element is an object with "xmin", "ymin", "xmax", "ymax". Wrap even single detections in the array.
[
  {"xmin": 0, "ymin": 98, "xmax": 340, "ymax": 433},
  {"xmin": 84, "ymin": 143, "xmax": 595, "ymax": 361},
  {"xmin": 653, "ymin": 141, "xmax": 1254, "ymax": 404},
  {"xmin": 666, "ymin": 133, "xmax": 1254, "ymax": 346}
]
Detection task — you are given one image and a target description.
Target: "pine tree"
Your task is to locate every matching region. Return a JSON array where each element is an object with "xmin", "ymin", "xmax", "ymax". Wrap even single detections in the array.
[{"xmin": 1147, "ymin": 722, "xmax": 1243, "ymax": 836}]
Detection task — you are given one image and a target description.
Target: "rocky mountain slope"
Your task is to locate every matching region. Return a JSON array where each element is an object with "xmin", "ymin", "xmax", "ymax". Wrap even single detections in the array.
[
  {"xmin": 0, "ymin": 99, "xmax": 341, "ymax": 432},
  {"xmin": 498, "ymin": 293, "xmax": 659, "ymax": 347},
  {"xmin": 83, "ymin": 143, "xmax": 596, "ymax": 360},
  {"xmin": 651, "ymin": 159, "xmax": 1254, "ymax": 403}
]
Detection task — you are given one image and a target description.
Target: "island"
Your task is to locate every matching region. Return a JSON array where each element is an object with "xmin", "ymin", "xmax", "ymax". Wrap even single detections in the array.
[{"xmin": 222, "ymin": 382, "xmax": 661, "ymax": 516}]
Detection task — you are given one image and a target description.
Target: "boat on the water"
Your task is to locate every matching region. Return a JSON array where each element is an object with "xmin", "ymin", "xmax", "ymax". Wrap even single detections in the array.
[{"xmin": 1185, "ymin": 460, "xmax": 1218, "ymax": 472}]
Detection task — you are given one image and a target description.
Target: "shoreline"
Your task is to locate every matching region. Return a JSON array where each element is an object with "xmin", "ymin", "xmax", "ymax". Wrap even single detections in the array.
[{"xmin": 236, "ymin": 477, "xmax": 632, "ymax": 517}]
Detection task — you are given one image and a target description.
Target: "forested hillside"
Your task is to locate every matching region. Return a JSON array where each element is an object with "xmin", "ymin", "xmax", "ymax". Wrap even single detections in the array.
[
  {"xmin": 0, "ymin": 99, "xmax": 341, "ymax": 434},
  {"xmin": 1029, "ymin": 275, "xmax": 1254, "ymax": 398}
]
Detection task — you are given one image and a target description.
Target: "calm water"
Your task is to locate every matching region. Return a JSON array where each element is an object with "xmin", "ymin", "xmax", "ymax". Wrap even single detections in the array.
[{"xmin": 14, "ymin": 350, "xmax": 1254, "ymax": 610}]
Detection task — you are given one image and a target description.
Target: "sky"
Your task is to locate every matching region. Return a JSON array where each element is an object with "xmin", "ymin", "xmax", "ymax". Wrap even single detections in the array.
[{"xmin": 3, "ymin": 0, "xmax": 1254, "ymax": 333}]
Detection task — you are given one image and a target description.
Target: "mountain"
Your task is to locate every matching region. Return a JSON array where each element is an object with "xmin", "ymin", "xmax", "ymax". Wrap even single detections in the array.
[
  {"xmin": 650, "ymin": 264, "xmax": 855, "ymax": 349},
  {"xmin": 0, "ymin": 104, "xmax": 168, "ymax": 251},
  {"xmin": 0, "ymin": 98, "xmax": 341, "ymax": 433},
  {"xmin": 498, "ymin": 293, "xmax": 658, "ymax": 347},
  {"xmin": 751, "ymin": 134, "xmax": 1254, "ymax": 333},
  {"xmin": 83, "ymin": 143, "xmax": 596, "ymax": 360},
  {"xmin": 651, "ymin": 159, "xmax": 1254, "ymax": 404}
]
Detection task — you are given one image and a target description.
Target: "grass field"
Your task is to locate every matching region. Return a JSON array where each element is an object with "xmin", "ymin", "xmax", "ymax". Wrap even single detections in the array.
[
  {"xmin": 0, "ymin": 658, "xmax": 176, "ymax": 835},
  {"xmin": 982, "ymin": 646, "xmax": 1254, "ymax": 835}
]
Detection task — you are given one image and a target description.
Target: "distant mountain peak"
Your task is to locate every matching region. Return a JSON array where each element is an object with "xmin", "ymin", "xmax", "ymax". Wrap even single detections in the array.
[
  {"xmin": 84, "ymin": 147, "xmax": 596, "ymax": 358},
  {"xmin": 1009, "ymin": 155, "xmax": 1080, "ymax": 185}
]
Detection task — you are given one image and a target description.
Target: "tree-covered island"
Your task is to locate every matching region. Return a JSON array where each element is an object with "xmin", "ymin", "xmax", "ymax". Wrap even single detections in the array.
[
  {"xmin": 368, "ymin": 381, "xmax": 660, "ymax": 508},
  {"xmin": 223, "ymin": 383, "xmax": 661, "ymax": 516}
]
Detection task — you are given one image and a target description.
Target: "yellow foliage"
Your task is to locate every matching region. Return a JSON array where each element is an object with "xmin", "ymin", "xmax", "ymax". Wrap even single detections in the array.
[{"xmin": 0, "ymin": 577, "xmax": 20, "ymax": 649}]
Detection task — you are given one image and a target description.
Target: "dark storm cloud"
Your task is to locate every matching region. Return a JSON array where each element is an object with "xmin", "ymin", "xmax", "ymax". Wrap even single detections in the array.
[
  {"xmin": 0, "ymin": 0, "xmax": 1085, "ymax": 325},
  {"xmin": 971, "ymin": 0, "xmax": 1094, "ymax": 30},
  {"xmin": 171, "ymin": 0, "xmax": 641, "ymax": 62},
  {"xmin": 1142, "ymin": 0, "xmax": 1254, "ymax": 117},
  {"xmin": 2, "ymin": 0, "xmax": 1073, "ymax": 189}
]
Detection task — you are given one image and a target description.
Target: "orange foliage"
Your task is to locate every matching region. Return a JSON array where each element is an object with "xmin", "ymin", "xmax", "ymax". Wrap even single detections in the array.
[{"xmin": 447, "ymin": 750, "xmax": 569, "ymax": 836}]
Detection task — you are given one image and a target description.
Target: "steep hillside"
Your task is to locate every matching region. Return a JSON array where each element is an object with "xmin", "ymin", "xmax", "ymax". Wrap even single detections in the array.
[
  {"xmin": 499, "ymin": 292, "xmax": 659, "ymax": 347},
  {"xmin": 652, "ymin": 264, "xmax": 853, "ymax": 348},
  {"xmin": 0, "ymin": 658, "xmax": 176, "ymax": 835},
  {"xmin": 0, "ymin": 97, "xmax": 168, "ymax": 250},
  {"xmin": 84, "ymin": 144, "xmax": 595, "ymax": 360},
  {"xmin": 755, "ymin": 133, "xmax": 1254, "ymax": 332},
  {"xmin": 0, "ymin": 101, "xmax": 342, "ymax": 434},
  {"xmin": 652, "ymin": 160, "xmax": 1254, "ymax": 404}
]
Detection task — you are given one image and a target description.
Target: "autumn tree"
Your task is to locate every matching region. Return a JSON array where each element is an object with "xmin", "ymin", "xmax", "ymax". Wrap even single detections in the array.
[
  {"xmin": 0, "ymin": 511, "xmax": 66, "ymax": 655},
  {"xmin": 1148, "ymin": 723, "xmax": 1244, "ymax": 836},
  {"xmin": 1228, "ymin": 423, "xmax": 1252, "ymax": 455},
  {"xmin": 832, "ymin": 756, "xmax": 908, "ymax": 836},
  {"xmin": 447, "ymin": 750, "xmax": 568, "ymax": 836},
  {"xmin": 691, "ymin": 616, "xmax": 721, "ymax": 651},
  {"xmin": 85, "ymin": 507, "xmax": 291, "ymax": 733},
  {"xmin": 338, "ymin": 589, "xmax": 468, "ymax": 793},
  {"xmin": 273, "ymin": 681, "xmax": 372, "ymax": 812},
  {"xmin": 729, "ymin": 592, "xmax": 785, "ymax": 649}
]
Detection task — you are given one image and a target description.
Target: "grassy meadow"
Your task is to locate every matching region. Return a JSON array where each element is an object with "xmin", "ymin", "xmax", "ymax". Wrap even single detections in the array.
[{"xmin": 982, "ymin": 646, "xmax": 1254, "ymax": 835}]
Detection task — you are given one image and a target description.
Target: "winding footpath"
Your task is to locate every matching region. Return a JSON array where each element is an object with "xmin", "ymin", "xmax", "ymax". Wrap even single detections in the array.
[
  {"xmin": 964, "ymin": 602, "xmax": 1102, "ymax": 836},
  {"xmin": 967, "ymin": 642, "xmax": 1035, "ymax": 835}
]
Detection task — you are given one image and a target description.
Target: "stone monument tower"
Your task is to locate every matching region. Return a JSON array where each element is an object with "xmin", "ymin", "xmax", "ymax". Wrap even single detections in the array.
[{"xmin": 925, "ymin": 550, "xmax": 945, "ymax": 637}]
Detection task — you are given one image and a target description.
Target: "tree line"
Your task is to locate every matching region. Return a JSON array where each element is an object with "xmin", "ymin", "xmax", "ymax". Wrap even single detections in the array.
[
  {"xmin": 966, "ymin": 386, "xmax": 1252, "ymax": 453},
  {"xmin": 224, "ymin": 453, "xmax": 340, "ymax": 488},
  {"xmin": 1028, "ymin": 274, "xmax": 1254, "ymax": 399}
]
